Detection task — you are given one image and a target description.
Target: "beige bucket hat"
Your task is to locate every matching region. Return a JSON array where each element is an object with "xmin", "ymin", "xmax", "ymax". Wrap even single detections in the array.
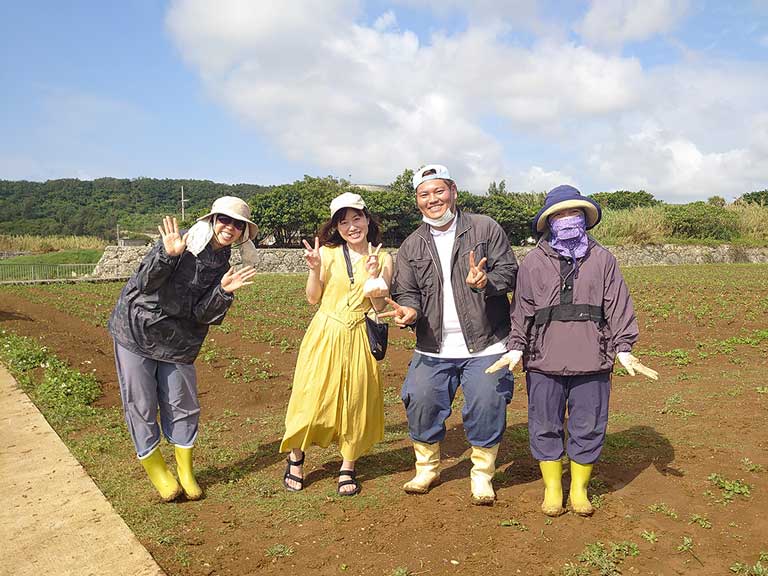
[{"xmin": 197, "ymin": 196, "xmax": 258, "ymax": 241}]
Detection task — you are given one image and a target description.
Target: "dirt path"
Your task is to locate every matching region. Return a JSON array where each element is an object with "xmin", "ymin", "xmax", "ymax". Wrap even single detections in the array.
[{"xmin": 0, "ymin": 362, "xmax": 166, "ymax": 576}]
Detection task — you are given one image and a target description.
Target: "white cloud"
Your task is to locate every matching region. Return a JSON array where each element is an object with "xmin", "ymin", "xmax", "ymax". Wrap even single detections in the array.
[
  {"xmin": 576, "ymin": 0, "xmax": 690, "ymax": 49},
  {"xmin": 514, "ymin": 166, "xmax": 577, "ymax": 194},
  {"xmin": 588, "ymin": 120, "xmax": 768, "ymax": 200},
  {"xmin": 166, "ymin": 1, "xmax": 768, "ymax": 199},
  {"xmin": 166, "ymin": 1, "xmax": 644, "ymax": 190}
]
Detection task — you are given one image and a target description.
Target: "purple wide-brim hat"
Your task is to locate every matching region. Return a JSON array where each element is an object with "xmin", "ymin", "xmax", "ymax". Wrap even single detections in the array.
[{"xmin": 532, "ymin": 185, "xmax": 602, "ymax": 234}]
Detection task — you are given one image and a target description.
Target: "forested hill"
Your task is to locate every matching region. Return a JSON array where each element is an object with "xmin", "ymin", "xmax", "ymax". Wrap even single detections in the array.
[{"xmin": 0, "ymin": 178, "xmax": 271, "ymax": 239}]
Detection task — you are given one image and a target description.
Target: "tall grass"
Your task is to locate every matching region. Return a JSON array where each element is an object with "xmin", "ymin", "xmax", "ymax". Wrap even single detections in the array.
[
  {"xmin": 0, "ymin": 234, "xmax": 106, "ymax": 252},
  {"xmin": 727, "ymin": 202, "xmax": 768, "ymax": 244},
  {"xmin": 590, "ymin": 203, "xmax": 768, "ymax": 246},
  {"xmin": 592, "ymin": 207, "xmax": 670, "ymax": 245}
]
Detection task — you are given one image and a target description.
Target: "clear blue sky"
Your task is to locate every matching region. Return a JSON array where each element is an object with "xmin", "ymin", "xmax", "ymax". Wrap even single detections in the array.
[{"xmin": 2, "ymin": 1, "xmax": 767, "ymax": 201}]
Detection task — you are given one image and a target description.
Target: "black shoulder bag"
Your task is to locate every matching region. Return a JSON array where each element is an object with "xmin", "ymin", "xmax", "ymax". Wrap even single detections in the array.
[{"xmin": 342, "ymin": 243, "xmax": 388, "ymax": 361}]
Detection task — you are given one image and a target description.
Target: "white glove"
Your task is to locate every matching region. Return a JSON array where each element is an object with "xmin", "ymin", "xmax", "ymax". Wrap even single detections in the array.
[
  {"xmin": 485, "ymin": 350, "xmax": 523, "ymax": 374},
  {"xmin": 363, "ymin": 276, "xmax": 389, "ymax": 298},
  {"xmin": 617, "ymin": 352, "xmax": 659, "ymax": 380}
]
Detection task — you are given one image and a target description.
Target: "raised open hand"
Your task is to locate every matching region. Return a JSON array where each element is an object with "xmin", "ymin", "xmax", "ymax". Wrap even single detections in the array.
[
  {"xmin": 158, "ymin": 216, "xmax": 188, "ymax": 257},
  {"xmin": 221, "ymin": 265, "xmax": 258, "ymax": 293},
  {"xmin": 466, "ymin": 250, "xmax": 488, "ymax": 290},
  {"xmin": 365, "ymin": 242, "xmax": 383, "ymax": 277},
  {"xmin": 302, "ymin": 237, "xmax": 321, "ymax": 270},
  {"xmin": 377, "ymin": 297, "xmax": 417, "ymax": 327}
]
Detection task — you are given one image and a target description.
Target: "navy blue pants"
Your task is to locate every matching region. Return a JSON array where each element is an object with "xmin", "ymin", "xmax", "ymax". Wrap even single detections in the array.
[
  {"xmin": 401, "ymin": 352, "xmax": 514, "ymax": 447},
  {"xmin": 526, "ymin": 371, "xmax": 611, "ymax": 464}
]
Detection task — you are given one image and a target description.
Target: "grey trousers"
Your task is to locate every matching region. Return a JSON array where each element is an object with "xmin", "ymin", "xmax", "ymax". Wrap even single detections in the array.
[
  {"xmin": 526, "ymin": 371, "xmax": 611, "ymax": 464},
  {"xmin": 114, "ymin": 342, "xmax": 200, "ymax": 458}
]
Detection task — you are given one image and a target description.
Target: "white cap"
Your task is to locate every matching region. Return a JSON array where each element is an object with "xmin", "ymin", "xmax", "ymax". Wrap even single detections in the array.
[
  {"xmin": 330, "ymin": 192, "xmax": 367, "ymax": 218},
  {"xmin": 412, "ymin": 164, "xmax": 452, "ymax": 190}
]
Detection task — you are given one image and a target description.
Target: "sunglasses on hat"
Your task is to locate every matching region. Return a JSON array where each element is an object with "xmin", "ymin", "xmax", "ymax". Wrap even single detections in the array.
[{"xmin": 216, "ymin": 214, "xmax": 247, "ymax": 231}]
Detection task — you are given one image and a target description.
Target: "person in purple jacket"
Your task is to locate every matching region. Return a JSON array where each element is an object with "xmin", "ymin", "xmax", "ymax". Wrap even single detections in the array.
[{"xmin": 487, "ymin": 185, "xmax": 657, "ymax": 517}]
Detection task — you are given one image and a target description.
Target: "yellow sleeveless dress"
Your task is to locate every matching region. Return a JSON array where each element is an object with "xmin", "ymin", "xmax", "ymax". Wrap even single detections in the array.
[{"xmin": 280, "ymin": 245, "xmax": 384, "ymax": 461}]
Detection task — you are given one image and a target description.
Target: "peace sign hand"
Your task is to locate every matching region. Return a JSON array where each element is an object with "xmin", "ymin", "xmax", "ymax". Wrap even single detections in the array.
[
  {"xmin": 221, "ymin": 265, "xmax": 258, "ymax": 293},
  {"xmin": 365, "ymin": 242, "xmax": 383, "ymax": 277},
  {"xmin": 466, "ymin": 250, "xmax": 488, "ymax": 290},
  {"xmin": 158, "ymin": 216, "xmax": 188, "ymax": 257},
  {"xmin": 302, "ymin": 237, "xmax": 321, "ymax": 270},
  {"xmin": 377, "ymin": 297, "xmax": 417, "ymax": 328}
]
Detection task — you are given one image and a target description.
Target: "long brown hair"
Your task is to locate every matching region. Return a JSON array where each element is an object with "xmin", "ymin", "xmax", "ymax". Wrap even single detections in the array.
[{"xmin": 317, "ymin": 207, "xmax": 382, "ymax": 247}]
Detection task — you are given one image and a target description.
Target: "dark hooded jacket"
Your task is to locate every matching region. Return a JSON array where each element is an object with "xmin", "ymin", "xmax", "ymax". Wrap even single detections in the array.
[
  {"xmin": 507, "ymin": 236, "xmax": 638, "ymax": 375},
  {"xmin": 108, "ymin": 240, "xmax": 233, "ymax": 364}
]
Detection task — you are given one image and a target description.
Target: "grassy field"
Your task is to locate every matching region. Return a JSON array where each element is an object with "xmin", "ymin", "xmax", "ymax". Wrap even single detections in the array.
[
  {"xmin": 1, "ymin": 265, "xmax": 767, "ymax": 575},
  {"xmin": 0, "ymin": 248, "xmax": 104, "ymax": 264}
]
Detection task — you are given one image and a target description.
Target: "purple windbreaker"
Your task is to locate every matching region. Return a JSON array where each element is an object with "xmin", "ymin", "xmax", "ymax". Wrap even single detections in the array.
[{"xmin": 507, "ymin": 237, "xmax": 638, "ymax": 375}]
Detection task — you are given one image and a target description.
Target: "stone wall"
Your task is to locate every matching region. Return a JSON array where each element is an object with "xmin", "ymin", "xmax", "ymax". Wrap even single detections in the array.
[
  {"xmin": 0, "ymin": 251, "xmax": 32, "ymax": 260},
  {"xmin": 90, "ymin": 243, "xmax": 768, "ymax": 279}
]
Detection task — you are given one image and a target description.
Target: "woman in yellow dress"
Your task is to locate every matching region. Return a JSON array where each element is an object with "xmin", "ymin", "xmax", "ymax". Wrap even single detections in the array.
[{"xmin": 280, "ymin": 192, "xmax": 393, "ymax": 496}]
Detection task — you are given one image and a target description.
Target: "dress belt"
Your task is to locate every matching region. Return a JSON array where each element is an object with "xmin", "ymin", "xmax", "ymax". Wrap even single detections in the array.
[{"xmin": 318, "ymin": 309, "xmax": 366, "ymax": 329}]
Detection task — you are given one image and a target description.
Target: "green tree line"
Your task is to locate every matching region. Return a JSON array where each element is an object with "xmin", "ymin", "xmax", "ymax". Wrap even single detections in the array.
[{"xmin": 1, "ymin": 175, "xmax": 766, "ymax": 246}]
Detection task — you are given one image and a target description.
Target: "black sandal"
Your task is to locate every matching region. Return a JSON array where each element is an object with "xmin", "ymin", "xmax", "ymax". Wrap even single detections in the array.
[
  {"xmin": 337, "ymin": 469, "xmax": 360, "ymax": 497},
  {"xmin": 283, "ymin": 452, "xmax": 305, "ymax": 492}
]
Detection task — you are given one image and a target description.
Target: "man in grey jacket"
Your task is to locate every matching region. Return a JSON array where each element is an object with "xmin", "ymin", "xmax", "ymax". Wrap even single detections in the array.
[{"xmin": 382, "ymin": 164, "xmax": 518, "ymax": 505}]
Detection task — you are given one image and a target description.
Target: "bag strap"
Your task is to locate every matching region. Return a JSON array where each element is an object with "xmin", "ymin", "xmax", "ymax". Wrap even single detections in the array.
[
  {"xmin": 341, "ymin": 243, "xmax": 355, "ymax": 285},
  {"xmin": 343, "ymin": 243, "xmax": 383, "ymax": 323}
]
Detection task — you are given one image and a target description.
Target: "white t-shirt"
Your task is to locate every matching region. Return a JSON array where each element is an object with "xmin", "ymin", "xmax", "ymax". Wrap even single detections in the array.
[{"xmin": 418, "ymin": 218, "xmax": 507, "ymax": 359}]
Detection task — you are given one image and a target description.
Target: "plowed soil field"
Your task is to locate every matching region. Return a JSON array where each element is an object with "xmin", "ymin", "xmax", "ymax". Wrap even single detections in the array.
[{"xmin": 1, "ymin": 264, "xmax": 767, "ymax": 575}]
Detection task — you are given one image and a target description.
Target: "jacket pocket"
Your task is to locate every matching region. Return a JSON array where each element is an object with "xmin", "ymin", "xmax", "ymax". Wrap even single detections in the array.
[
  {"xmin": 598, "ymin": 322, "xmax": 612, "ymax": 363},
  {"xmin": 409, "ymin": 258, "xmax": 436, "ymax": 291},
  {"xmin": 460, "ymin": 241, "xmax": 488, "ymax": 272}
]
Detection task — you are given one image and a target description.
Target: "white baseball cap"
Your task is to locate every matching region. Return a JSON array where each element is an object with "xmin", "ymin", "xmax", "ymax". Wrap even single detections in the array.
[
  {"xmin": 330, "ymin": 192, "xmax": 367, "ymax": 218},
  {"xmin": 412, "ymin": 164, "xmax": 452, "ymax": 190}
]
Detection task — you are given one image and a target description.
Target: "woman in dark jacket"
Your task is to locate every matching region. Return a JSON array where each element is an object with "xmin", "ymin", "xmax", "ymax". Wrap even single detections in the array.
[
  {"xmin": 108, "ymin": 196, "xmax": 258, "ymax": 502},
  {"xmin": 487, "ymin": 185, "xmax": 657, "ymax": 517}
]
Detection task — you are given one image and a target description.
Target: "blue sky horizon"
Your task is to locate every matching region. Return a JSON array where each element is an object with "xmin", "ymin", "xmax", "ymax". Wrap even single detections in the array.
[{"xmin": 2, "ymin": 1, "xmax": 767, "ymax": 201}]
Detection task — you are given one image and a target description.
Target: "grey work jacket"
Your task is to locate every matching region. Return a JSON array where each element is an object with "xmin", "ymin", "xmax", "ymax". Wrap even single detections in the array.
[
  {"xmin": 108, "ymin": 240, "xmax": 234, "ymax": 364},
  {"xmin": 508, "ymin": 237, "xmax": 638, "ymax": 375},
  {"xmin": 391, "ymin": 211, "xmax": 518, "ymax": 354}
]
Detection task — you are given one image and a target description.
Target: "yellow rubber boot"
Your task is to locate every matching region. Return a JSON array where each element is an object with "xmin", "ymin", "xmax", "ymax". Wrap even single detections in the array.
[
  {"xmin": 569, "ymin": 461, "xmax": 594, "ymax": 516},
  {"xmin": 470, "ymin": 444, "xmax": 499, "ymax": 506},
  {"xmin": 139, "ymin": 447, "xmax": 182, "ymax": 502},
  {"xmin": 174, "ymin": 446, "xmax": 204, "ymax": 500},
  {"xmin": 403, "ymin": 441, "xmax": 440, "ymax": 494},
  {"xmin": 539, "ymin": 460, "xmax": 566, "ymax": 517}
]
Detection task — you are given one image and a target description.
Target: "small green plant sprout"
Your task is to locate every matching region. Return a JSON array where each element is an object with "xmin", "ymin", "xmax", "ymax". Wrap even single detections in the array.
[
  {"xmin": 756, "ymin": 386, "xmax": 768, "ymax": 395},
  {"xmin": 572, "ymin": 541, "xmax": 639, "ymax": 576},
  {"xmin": 730, "ymin": 553, "xmax": 768, "ymax": 575},
  {"xmin": 266, "ymin": 544, "xmax": 294, "ymax": 558},
  {"xmin": 561, "ymin": 562, "xmax": 589, "ymax": 576},
  {"xmin": 579, "ymin": 542, "xmax": 640, "ymax": 576},
  {"xmin": 390, "ymin": 568, "xmax": 413, "ymax": 576},
  {"xmin": 499, "ymin": 518, "xmax": 528, "ymax": 531},
  {"xmin": 708, "ymin": 473, "xmax": 752, "ymax": 504},
  {"xmin": 648, "ymin": 502, "xmax": 679, "ymax": 519},
  {"xmin": 689, "ymin": 514, "xmax": 712, "ymax": 529},
  {"xmin": 641, "ymin": 530, "xmax": 658, "ymax": 543},
  {"xmin": 741, "ymin": 458, "xmax": 764, "ymax": 473},
  {"xmin": 659, "ymin": 394, "xmax": 696, "ymax": 418},
  {"xmin": 590, "ymin": 494, "xmax": 605, "ymax": 509},
  {"xmin": 677, "ymin": 536, "xmax": 703, "ymax": 566}
]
